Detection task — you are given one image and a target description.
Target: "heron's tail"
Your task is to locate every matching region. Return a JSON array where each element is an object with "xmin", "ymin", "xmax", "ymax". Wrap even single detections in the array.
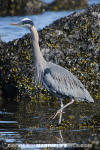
[{"xmin": 83, "ymin": 88, "xmax": 94, "ymax": 103}]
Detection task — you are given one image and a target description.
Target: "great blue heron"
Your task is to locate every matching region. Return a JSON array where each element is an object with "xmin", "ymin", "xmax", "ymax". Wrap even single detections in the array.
[{"xmin": 11, "ymin": 18, "xmax": 94, "ymax": 124}]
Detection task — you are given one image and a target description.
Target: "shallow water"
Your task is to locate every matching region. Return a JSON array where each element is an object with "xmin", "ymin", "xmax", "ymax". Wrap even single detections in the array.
[{"xmin": 0, "ymin": 98, "xmax": 99, "ymax": 149}]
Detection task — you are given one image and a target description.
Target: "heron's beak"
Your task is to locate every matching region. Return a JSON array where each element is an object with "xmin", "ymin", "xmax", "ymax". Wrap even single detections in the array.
[{"xmin": 10, "ymin": 23, "xmax": 19, "ymax": 26}]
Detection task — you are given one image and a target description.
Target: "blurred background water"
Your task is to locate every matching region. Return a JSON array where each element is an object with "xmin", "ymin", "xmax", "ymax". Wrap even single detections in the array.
[
  {"xmin": 0, "ymin": 11, "xmax": 74, "ymax": 42},
  {"xmin": 0, "ymin": 0, "xmax": 100, "ymax": 42}
]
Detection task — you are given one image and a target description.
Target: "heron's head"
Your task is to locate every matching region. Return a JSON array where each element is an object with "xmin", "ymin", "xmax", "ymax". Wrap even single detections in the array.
[{"xmin": 11, "ymin": 18, "xmax": 34, "ymax": 28}]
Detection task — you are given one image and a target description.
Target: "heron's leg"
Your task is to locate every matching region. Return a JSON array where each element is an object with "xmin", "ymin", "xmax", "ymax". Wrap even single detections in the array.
[
  {"xmin": 59, "ymin": 99, "xmax": 64, "ymax": 124},
  {"xmin": 53, "ymin": 98, "xmax": 74, "ymax": 121}
]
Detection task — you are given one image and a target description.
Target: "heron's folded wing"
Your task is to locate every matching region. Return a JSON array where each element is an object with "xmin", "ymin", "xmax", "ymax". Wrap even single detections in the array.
[{"xmin": 43, "ymin": 65, "xmax": 94, "ymax": 102}]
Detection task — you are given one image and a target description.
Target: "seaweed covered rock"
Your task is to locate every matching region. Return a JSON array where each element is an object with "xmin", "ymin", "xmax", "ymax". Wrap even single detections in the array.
[
  {"xmin": 0, "ymin": 4, "xmax": 100, "ymax": 101},
  {"xmin": 0, "ymin": 0, "xmax": 47, "ymax": 16},
  {"xmin": 49, "ymin": 0, "xmax": 88, "ymax": 11}
]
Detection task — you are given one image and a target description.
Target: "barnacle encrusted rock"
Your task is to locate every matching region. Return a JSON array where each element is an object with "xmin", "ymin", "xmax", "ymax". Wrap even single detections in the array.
[{"xmin": 0, "ymin": 4, "xmax": 100, "ymax": 100}]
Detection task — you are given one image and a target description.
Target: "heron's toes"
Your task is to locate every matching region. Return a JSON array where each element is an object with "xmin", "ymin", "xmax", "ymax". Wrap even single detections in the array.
[
  {"xmin": 49, "ymin": 112, "xmax": 58, "ymax": 120},
  {"xmin": 52, "ymin": 111, "xmax": 59, "ymax": 119},
  {"xmin": 49, "ymin": 109, "xmax": 64, "ymax": 120}
]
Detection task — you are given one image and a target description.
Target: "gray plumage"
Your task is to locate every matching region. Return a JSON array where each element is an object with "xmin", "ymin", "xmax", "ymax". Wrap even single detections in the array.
[
  {"xmin": 11, "ymin": 18, "xmax": 94, "ymax": 124},
  {"xmin": 43, "ymin": 62, "xmax": 94, "ymax": 102}
]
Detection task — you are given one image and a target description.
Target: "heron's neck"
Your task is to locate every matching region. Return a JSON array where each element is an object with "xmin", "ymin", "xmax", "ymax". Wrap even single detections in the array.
[{"xmin": 30, "ymin": 26, "xmax": 46, "ymax": 67}]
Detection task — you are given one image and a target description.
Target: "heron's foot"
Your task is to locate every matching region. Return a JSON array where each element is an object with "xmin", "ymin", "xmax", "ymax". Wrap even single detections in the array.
[{"xmin": 50, "ymin": 108, "xmax": 65, "ymax": 120}]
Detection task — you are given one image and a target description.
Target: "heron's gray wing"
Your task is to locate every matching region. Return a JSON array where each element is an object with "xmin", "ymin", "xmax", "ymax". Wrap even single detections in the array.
[{"xmin": 43, "ymin": 63, "xmax": 94, "ymax": 102}]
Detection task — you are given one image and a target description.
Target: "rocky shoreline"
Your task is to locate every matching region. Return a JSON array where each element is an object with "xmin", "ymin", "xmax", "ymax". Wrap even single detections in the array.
[
  {"xmin": 0, "ymin": 0, "xmax": 88, "ymax": 16},
  {"xmin": 0, "ymin": 4, "xmax": 100, "ymax": 101}
]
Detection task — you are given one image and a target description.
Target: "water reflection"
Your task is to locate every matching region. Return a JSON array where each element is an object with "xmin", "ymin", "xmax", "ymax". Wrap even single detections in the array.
[{"xmin": 0, "ymin": 97, "xmax": 99, "ymax": 149}]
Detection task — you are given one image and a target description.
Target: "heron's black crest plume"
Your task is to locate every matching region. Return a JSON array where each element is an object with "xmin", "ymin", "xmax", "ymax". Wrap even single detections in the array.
[{"xmin": 22, "ymin": 18, "xmax": 34, "ymax": 26}]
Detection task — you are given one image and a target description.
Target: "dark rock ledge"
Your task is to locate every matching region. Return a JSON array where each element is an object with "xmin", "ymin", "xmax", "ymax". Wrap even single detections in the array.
[
  {"xmin": 0, "ymin": 4, "xmax": 100, "ymax": 101},
  {"xmin": 0, "ymin": 0, "xmax": 47, "ymax": 16},
  {"xmin": 0, "ymin": 0, "xmax": 88, "ymax": 16}
]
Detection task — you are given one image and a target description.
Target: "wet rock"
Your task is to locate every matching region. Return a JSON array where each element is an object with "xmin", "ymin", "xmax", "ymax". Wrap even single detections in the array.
[{"xmin": 0, "ymin": 4, "xmax": 100, "ymax": 100}]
